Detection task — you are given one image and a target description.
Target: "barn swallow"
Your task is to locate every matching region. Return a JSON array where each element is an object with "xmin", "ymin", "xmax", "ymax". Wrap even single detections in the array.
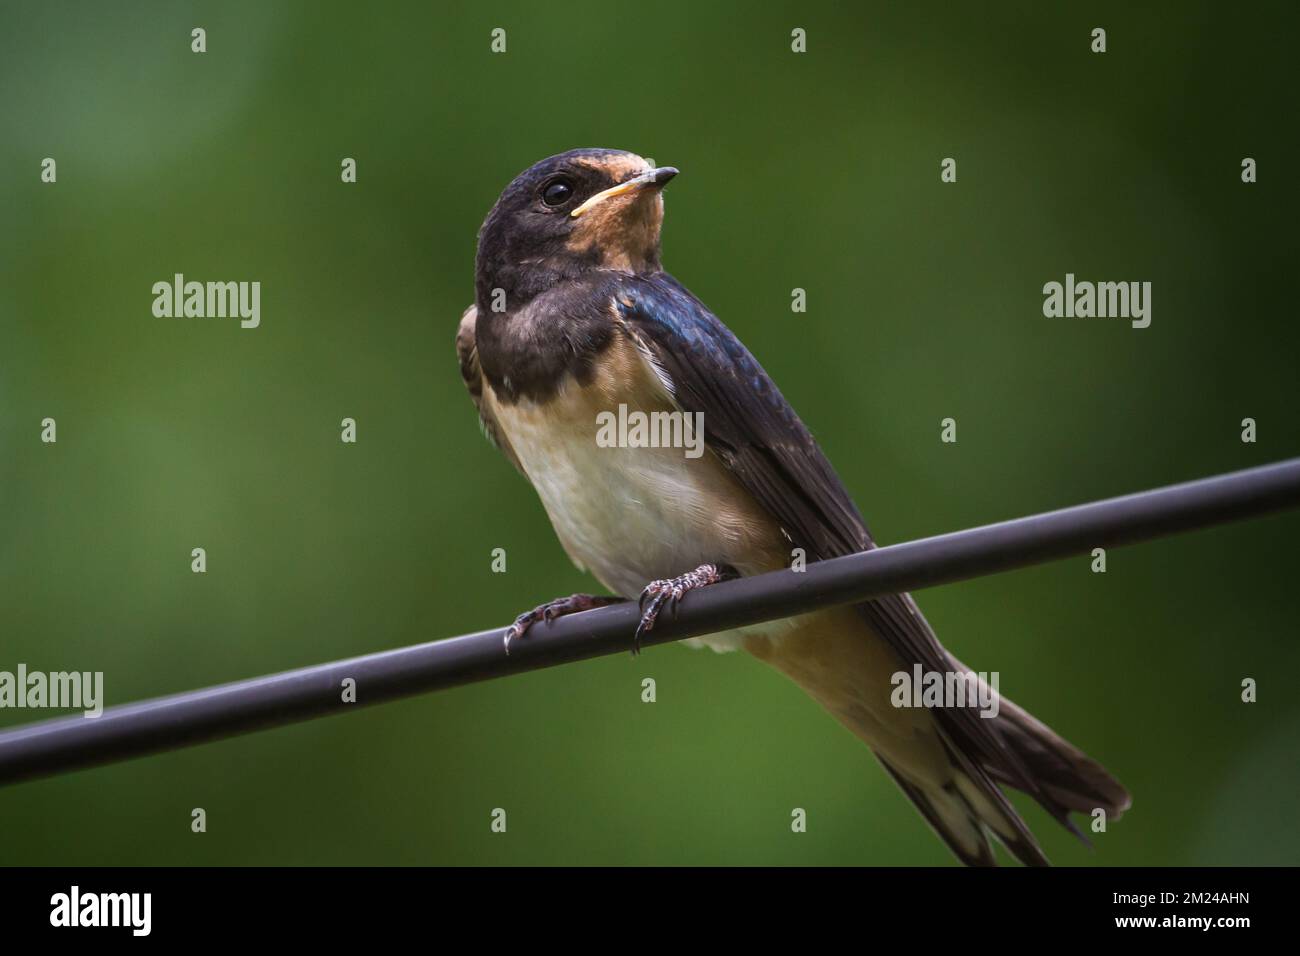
[{"xmin": 457, "ymin": 148, "xmax": 1130, "ymax": 865}]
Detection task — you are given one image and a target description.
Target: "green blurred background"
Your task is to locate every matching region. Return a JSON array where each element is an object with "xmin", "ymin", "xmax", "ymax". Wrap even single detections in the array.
[{"xmin": 1, "ymin": 1, "xmax": 1297, "ymax": 865}]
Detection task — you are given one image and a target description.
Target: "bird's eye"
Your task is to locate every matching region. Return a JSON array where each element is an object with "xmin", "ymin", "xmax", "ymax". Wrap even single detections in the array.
[{"xmin": 541, "ymin": 179, "xmax": 574, "ymax": 207}]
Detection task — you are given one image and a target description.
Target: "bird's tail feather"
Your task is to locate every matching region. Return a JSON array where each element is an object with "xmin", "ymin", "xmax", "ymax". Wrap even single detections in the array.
[
  {"xmin": 876, "ymin": 691, "xmax": 1130, "ymax": 866},
  {"xmin": 877, "ymin": 733, "xmax": 1052, "ymax": 867},
  {"xmin": 986, "ymin": 695, "xmax": 1132, "ymax": 824},
  {"xmin": 876, "ymin": 757, "xmax": 997, "ymax": 866},
  {"xmin": 746, "ymin": 610, "xmax": 1129, "ymax": 865}
]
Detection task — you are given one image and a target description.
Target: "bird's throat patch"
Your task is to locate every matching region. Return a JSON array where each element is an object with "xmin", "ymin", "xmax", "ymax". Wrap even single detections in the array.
[{"xmin": 565, "ymin": 191, "xmax": 663, "ymax": 274}]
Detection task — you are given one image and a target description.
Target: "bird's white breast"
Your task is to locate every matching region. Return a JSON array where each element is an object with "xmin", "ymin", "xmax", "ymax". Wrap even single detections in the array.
[{"xmin": 483, "ymin": 342, "xmax": 787, "ymax": 651}]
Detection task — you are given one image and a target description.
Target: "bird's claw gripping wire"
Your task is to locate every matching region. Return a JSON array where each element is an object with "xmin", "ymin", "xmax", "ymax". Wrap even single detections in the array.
[
  {"xmin": 502, "ymin": 593, "xmax": 626, "ymax": 654},
  {"xmin": 633, "ymin": 563, "xmax": 736, "ymax": 654}
]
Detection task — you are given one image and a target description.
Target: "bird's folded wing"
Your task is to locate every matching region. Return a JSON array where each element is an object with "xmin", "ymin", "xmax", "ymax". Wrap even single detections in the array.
[
  {"xmin": 614, "ymin": 273, "xmax": 1045, "ymax": 802},
  {"xmin": 456, "ymin": 304, "xmax": 523, "ymax": 475}
]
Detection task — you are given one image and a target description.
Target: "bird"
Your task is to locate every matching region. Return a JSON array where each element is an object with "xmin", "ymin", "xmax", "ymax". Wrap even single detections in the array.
[{"xmin": 456, "ymin": 147, "xmax": 1130, "ymax": 865}]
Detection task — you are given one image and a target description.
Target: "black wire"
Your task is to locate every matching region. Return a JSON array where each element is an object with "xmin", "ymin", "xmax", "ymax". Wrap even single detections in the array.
[{"xmin": 1, "ymin": 458, "xmax": 1297, "ymax": 787}]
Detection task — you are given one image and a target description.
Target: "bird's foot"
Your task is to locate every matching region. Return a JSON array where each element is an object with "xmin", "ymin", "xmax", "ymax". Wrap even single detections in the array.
[
  {"xmin": 634, "ymin": 563, "xmax": 737, "ymax": 653},
  {"xmin": 503, "ymin": 593, "xmax": 626, "ymax": 654}
]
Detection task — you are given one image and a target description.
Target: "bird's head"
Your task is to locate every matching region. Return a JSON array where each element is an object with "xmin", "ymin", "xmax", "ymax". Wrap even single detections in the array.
[{"xmin": 475, "ymin": 148, "xmax": 678, "ymax": 309}]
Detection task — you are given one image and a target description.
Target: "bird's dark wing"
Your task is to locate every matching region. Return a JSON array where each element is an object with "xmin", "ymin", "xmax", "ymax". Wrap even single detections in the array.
[
  {"xmin": 614, "ymin": 273, "xmax": 1057, "ymax": 819},
  {"xmin": 613, "ymin": 274, "xmax": 872, "ymax": 559},
  {"xmin": 456, "ymin": 305, "xmax": 523, "ymax": 474}
]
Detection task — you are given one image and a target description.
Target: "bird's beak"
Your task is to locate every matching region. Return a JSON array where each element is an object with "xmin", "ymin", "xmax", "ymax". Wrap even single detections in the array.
[{"xmin": 570, "ymin": 166, "xmax": 679, "ymax": 218}]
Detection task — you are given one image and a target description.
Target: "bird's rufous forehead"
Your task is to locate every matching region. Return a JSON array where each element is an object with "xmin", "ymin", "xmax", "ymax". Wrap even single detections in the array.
[{"xmin": 573, "ymin": 152, "xmax": 650, "ymax": 182}]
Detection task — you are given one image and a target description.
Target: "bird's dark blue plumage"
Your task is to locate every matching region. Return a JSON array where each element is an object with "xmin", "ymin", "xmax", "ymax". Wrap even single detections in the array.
[{"xmin": 612, "ymin": 271, "xmax": 873, "ymax": 561}]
